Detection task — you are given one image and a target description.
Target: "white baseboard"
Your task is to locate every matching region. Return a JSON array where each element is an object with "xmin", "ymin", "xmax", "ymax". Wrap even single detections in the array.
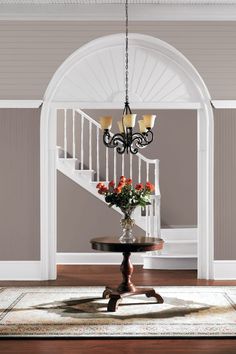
[
  {"xmin": 143, "ymin": 256, "xmax": 197, "ymax": 270},
  {"xmin": 56, "ymin": 252, "xmax": 144, "ymax": 265},
  {"xmin": 0, "ymin": 261, "xmax": 42, "ymax": 280},
  {"xmin": 213, "ymin": 260, "xmax": 236, "ymax": 280}
]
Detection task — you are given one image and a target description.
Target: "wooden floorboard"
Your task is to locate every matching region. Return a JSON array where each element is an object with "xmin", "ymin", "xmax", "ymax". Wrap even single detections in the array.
[{"xmin": 0, "ymin": 266, "xmax": 236, "ymax": 354}]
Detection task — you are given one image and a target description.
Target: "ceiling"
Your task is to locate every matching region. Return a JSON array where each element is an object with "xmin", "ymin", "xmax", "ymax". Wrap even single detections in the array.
[
  {"xmin": 0, "ymin": 0, "xmax": 236, "ymax": 4},
  {"xmin": 0, "ymin": 0, "xmax": 236, "ymax": 20}
]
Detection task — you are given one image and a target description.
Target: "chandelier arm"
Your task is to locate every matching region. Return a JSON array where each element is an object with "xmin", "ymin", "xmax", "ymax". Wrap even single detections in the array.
[
  {"xmin": 131, "ymin": 131, "xmax": 153, "ymax": 147},
  {"xmin": 130, "ymin": 135, "xmax": 145, "ymax": 154},
  {"xmin": 103, "ymin": 131, "xmax": 127, "ymax": 154},
  {"xmin": 142, "ymin": 129, "xmax": 154, "ymax": 144}
]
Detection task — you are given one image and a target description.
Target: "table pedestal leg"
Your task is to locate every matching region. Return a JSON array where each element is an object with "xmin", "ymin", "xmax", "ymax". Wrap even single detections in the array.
[{"xmin": 103, "ymin": 251, "xmax": 164, "ymax": 312}]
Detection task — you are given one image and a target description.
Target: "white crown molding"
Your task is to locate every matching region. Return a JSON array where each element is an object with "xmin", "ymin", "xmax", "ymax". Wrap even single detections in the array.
[{"xmin": 1, "ymin": 3, "xmax": 236, "ymax": 21}]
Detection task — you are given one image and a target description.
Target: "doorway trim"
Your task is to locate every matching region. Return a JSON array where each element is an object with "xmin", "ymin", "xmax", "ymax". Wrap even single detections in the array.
[{"xmin": 40, "ymin": 33, "xmax": 214, "ymax": 280}]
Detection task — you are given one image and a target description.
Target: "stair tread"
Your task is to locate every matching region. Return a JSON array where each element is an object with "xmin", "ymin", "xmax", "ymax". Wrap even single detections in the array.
[
  {"xmin": 58, "ymin": 157, "xmax": 77, "ymax": 161},
  {"xmin": 74, "ymin": 169, "xmax": 95, "ymax": 172}
]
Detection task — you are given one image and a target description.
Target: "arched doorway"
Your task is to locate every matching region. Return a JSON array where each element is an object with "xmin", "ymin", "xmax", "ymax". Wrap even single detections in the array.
[{"xmin": 40, "ymin": 33, "xmax": 214, "ymax": 280}]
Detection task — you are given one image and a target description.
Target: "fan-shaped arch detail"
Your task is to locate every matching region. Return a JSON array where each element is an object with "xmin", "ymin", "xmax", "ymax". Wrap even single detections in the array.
[{"xmin": 45, "ymin": 34, "xmax": 210, "ymax": 104}]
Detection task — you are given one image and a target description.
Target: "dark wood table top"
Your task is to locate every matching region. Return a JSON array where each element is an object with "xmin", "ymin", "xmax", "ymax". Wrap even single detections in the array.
[{"xmin": 90, "ymin": 236, "xmax": 164, "ymax": 253}]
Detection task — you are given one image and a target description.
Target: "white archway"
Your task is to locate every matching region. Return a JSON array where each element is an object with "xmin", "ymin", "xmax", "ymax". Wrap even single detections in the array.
[{"xmin": 40, "ymin": 33, "xmax": 214, "ymax": 280}]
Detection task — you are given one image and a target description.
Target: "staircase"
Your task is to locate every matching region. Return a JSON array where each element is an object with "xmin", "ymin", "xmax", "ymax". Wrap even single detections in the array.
[
  {"xmin": 56, "ymin": 108, "xmax": 161, "ymax": 237},
  {"xmin": 56, "ymin": 107, "xmax": 197, "ymax": 269}
]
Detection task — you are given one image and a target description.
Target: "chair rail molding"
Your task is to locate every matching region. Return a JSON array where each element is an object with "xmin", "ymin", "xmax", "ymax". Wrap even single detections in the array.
[
  {"xmin": 211, "ymin": 100, "xmax": 236, "ymax": 109},
  {"xmin": 40, "ymin": 33, "xmax": 214, "ymax": 280},
  {"xmin": 0, "ymin": 100, "xmax": 42, "ymax": 108}
]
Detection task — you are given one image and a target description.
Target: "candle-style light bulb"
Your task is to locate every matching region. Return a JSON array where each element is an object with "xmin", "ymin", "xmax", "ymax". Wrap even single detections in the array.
[
  {"xmin": 123, "ymin": 114, "xmax": 137, "ymax": 128},
  {"xmin": 117, "ymin": 120, "xmax": 125, "ymax": 133},
  {"xmin": 143, "ymin": 115, "xmax": 156, "ymax": 129},
  {"xmin": 100, "ymin": 116, "xmax": 112, "ymax": 130},
  {"xmin": 138, "ymin": 120, "xmax": 147, "ymax": 133}
]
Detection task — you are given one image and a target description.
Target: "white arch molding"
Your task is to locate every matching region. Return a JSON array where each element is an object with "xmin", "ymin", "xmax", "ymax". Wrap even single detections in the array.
[{"xmin": 40, "ymin": 33, "xmax": 214, "ymax": 280}]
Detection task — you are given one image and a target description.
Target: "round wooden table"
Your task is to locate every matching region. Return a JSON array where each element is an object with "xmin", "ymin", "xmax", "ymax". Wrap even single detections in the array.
[{"xmin": 90, "ymin": 236, "xmax": 164, "ymax": 312}]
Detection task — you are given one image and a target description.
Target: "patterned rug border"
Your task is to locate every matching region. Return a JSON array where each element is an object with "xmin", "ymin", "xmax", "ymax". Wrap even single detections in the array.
[{"xmin": 1, "ymin": 286, "xmax": 236, "ymax": 338}]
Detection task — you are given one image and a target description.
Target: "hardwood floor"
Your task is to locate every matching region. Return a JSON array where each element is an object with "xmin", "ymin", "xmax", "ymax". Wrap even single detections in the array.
[{"xmin": 0, "ymin": 265, "xmax": 236, "ymax": 354}]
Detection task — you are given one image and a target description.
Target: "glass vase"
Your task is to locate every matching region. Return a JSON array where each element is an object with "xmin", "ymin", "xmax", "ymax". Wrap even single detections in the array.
[{"xmin": 119, "ymin": 209, "xmax": 136, "ymax": 243}]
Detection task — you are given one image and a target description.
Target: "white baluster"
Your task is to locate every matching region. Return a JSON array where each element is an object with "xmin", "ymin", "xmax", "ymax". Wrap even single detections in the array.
[
  {"xmin": 155, "ymin": 159, "xmax": 159, "ymax": 195},
  {"xmin": 114, "ymin": 149, "xmax": 117, "ymax": 184},
  {"xmin": 138, "ymin": 157, "xmax": 141, "ymax": 183},
  {"xmin": 80, "ymin": 115, "xmax": 84, "ymax": 170},
  {"xmin": 147, "ymin": 204, "xmax": 151, "ymax": 237},
  {"xmin": 145, "ymin": 205, "xmax": 148, "ymax": 237},
  {"xmin": 89, "ymin": 120, "xmax": 92, "ymax": 170},
  {"xmin": 96, "ymin": 126, "xmax": 100, "ymax": 181},
  {"xmin": 64, "ymin": 109, "xmax": 67, "ymax": 159},
  {"xmin": 146, "ymin": 162, "xmax": 149, "ymax": 181},
  {"xmin": 72, "ymin": 109, "xmax": 75, "ymax": 159},
  {"xmin": 106, "ymin": 147, "xmax": 109, "ymax": 181},
  {"xmin": 150, "ymin": 201, "xmax": 154, "ymax": 237},
  {"xmin": 122, "ymin": 154, "xmax": 124, "ymax": 176},
  {"xmin": 129, "ymin": 153, "xmax": 132, "ymax": 179}
]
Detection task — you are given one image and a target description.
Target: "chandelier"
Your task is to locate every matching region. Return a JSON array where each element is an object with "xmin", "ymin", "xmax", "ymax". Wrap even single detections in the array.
[{"xmin": 100, "ymin": 0, "xmax": 156, "ymax": 155}]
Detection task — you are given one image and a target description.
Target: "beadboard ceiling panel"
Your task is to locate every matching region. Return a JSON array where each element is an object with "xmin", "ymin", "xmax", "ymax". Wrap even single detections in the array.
[
  {"xmin": 0, "ymin": 21, "xmax": 235, "ymax": 99},
  {"xmin": 1, "ymin": 1, "xmax": 235, "ymax": 4}
]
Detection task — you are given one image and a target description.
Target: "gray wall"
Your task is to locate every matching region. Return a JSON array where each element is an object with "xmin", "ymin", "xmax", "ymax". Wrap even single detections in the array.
[
  {"xmin": 0, "ymin": 21, "xmax": 236, "ymax": 99},
  {"xmin": 214, "ymin": 109, "xmax": 236, "ymax": 260},
  {"xmin": 0, "ymin": 21, "xmax": 236, "ymax": 260},
  {"xmin": 0, "ymin": 108, "xmax": 40, "ymax": 260}
]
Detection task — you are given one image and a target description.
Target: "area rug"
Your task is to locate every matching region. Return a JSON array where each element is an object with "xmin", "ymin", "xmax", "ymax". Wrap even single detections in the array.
[{"xmin": 0, "ymin": 286, "xmax": 236, "ymax": 337}]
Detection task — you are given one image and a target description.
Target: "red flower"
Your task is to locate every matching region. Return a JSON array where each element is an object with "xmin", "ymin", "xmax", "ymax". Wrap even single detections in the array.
[
  {"xmin": 114, "ymin": 187, "xmax": 122, "ymax": 194},
  {"xmin": 118, "ymin": 181, "xmax": 125, "ymax": 188},
  {"xmin": 146, "ymin": 182, "xmax": 155, "ymax": 192},
  {"xmin": 96, "ymin": 182, "xmax": 104, "ymax": 189},
  {"xmin": 126, "ymin": 178, "xmax": 132, "ymax": 185},
  {"xmin": 135, "ymin": 183, "xmax": 144, "ymax": 191},
  {"xmin": 120, "ymin": 176, "xmax": 126, "ymax": 183},
  {"xmin": 99, "ymin": 185, "xmax": 108, "ymax": 194},
  {"xmin": 109, "ymin": 180, "xmax": 115, "ymax": 187}
]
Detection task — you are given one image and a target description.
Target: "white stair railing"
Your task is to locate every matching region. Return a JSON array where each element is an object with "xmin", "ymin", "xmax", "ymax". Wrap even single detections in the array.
[{"xmin": 57, "ymin": 107, "xmax": 161, "ymax": 238}]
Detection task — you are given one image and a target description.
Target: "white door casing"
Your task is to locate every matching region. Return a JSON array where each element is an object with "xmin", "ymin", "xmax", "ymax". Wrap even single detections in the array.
[{"xmin": 40, "ymin": 33, "xmax": 214, "ymax": 280}]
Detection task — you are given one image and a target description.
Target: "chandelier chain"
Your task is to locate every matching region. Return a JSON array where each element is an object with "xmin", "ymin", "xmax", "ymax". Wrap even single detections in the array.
[{"xmin": 125, "ymin": 0, "xmax": 129, "ymax": 106}]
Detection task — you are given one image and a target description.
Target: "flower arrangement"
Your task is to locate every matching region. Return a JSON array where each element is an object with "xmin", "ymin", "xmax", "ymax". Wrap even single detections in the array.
[
  {"xmin": 96, "ymin": 176, "xmax": 154, "ymax": 211},
  {"xmin": 96, "ymin": 176, "xmax": 155, "ymax": 242}
]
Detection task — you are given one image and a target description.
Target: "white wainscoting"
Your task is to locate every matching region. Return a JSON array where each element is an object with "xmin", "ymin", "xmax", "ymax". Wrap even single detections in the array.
[
  {"xmin": 0, "ymin": 261, "xmax": 42, "ymax": 280},
  {"xmin": 213, "ymin": 260, "xmax": 236, "ymax": 280}
]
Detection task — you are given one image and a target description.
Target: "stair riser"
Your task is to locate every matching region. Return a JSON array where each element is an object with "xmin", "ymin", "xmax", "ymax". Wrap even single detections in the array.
[{"xmin": 159, "ymin": 242, "xmax": 197, "ymax": 256}]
